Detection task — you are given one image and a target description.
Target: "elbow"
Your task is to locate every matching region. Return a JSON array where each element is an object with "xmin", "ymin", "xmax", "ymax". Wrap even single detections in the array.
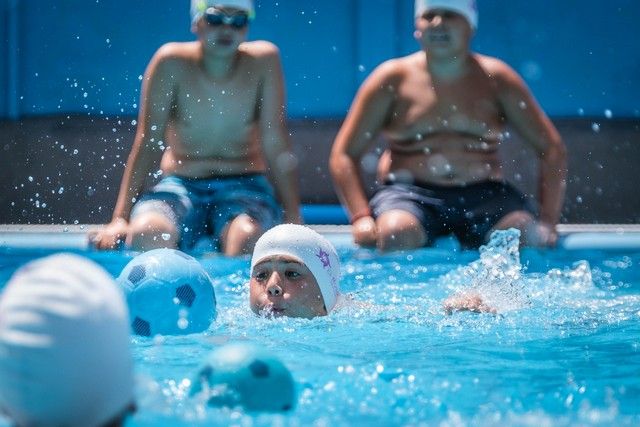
[{"xmin": 329, "ymin": 147, "xmax": 352, "ymax": 179}]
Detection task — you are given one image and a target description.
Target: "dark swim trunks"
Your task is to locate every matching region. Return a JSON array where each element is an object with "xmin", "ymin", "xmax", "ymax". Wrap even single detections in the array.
[
  {"xmin": 130, "ymin": 174, "xmax": 281, "ymax": 250},
  {"xmin": 369, "ymin": 180, "xmax": 537, "ymax": 248}
]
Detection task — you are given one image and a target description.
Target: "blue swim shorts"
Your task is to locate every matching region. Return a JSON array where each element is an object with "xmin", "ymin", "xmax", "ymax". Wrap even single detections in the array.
[
  {"xmin": 370, "ymin": 180, "xmax": 538, "ymax": 248},
  {"xmin": 130, "ymin": 174, "xmax": 282, "ymax": 250}
]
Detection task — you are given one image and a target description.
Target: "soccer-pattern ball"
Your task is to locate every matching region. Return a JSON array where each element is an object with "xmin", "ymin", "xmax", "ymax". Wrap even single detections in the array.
[
  {"xmin": 190, "ymin": 342, "xmax": 296, "ymax": 412},
  {"xmin": 117, "ymin": 248, "xmax": 216, "ymax": 336}
]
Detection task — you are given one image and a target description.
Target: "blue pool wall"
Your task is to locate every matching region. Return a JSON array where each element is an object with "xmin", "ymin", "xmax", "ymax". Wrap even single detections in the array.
[
  {"xmin": 1, "ymin": 0, "xmax": 639, "ymax": 119},
  {"xmin": 1, "ymin": 1, "xmax": 639, "ymax": 225}
]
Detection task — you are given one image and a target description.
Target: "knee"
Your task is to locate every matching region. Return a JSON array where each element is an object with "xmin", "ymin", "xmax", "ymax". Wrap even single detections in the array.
[
  {"xmin": 490, "ymin": 210, "xmax": 537, "ymax": 245},
  {"xmin": 492, "ymin": 211, "xmax": 535, "ymax": 233},
  {"xmin": 222, "ymin": 215, "xmax": 263, "ymax": 256},
  {"xmin": 128, "ymin": 214, "xmax": 178, "ymax": 250},
  {"xmin": 376, "ymin": 211, "xmax": 426, "ymax": 251}
]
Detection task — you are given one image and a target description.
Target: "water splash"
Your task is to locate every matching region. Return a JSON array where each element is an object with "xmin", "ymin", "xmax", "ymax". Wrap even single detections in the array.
[{"xmin": 441, "ymin": 229, "xmax": 527, "ymax": 312}]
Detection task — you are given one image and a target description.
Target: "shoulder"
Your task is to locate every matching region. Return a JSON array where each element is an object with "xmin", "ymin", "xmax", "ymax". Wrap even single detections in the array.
[
  {"xmin": 362, "ymin": 53, "xmax": 418, "ymax": 91},
  {"xmin": 475, "ymin": 54, "xmax": 527, "ymax": 88},
  {"xmin": 374, "ymin": 53, "xmax": 420, "ymax": 80},
  {"xmin": 239, "ymin": 40, "xmax": 282, "ymax": 62},
  {"xmin": 149, "ymin": 42, "xmax": 200, "ymax": 70}
]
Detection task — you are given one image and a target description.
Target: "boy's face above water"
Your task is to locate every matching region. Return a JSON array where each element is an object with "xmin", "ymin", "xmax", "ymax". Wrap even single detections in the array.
[{"xmin": 250, "ymin": 255, "xmax": 327, "ymax": 319}]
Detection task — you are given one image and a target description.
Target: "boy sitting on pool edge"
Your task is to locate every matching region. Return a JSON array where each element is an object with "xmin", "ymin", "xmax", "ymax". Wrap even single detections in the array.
[
  {"xmin": 249, "ymin": 224, "xmax": 495, "ymax": 319},
  {"xmin": 92, "ymin": 0, "xmax": 301, "ymax": 256}
]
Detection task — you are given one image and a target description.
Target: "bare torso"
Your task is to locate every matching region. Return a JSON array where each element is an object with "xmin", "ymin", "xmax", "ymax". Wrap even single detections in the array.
[
  {"xmin": 158, "ymin": 42, "xmax": 267, "ymax": 178},
  {"xmin": 379, "ymin": 52, "xmax": 507, "ymax": 186}
]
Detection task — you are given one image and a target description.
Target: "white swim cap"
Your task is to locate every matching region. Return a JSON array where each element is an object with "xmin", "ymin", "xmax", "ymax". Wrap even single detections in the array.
[
  {"xmin": 415, "ymin": 0, "xmax": 478, "ymax": 29},
  {"xmin": 0, "ymin": 254, "xmax": 134, "ymax": 427},
  {"xmin": 191, "ymin": 0, "xmax": 255, "ymax": 23},
  {"xmin": 251, "ymin": 224, "xmax": 341, "ymax": 313}
]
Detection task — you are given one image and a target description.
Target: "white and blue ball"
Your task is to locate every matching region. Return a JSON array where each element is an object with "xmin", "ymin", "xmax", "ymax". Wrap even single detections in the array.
[
  {"xmin": 117, "ymin": 248, "xmax": 216, "ymax": 336},
  {"xmin": 190, "ymin": 342, "xmax": 296, "ymax": 412}
]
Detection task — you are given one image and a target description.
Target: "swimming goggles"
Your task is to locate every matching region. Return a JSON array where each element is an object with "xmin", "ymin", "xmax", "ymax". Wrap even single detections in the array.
[{"xmin": 204, "ymin": 8, "xmax": 250, "ymax": 29}]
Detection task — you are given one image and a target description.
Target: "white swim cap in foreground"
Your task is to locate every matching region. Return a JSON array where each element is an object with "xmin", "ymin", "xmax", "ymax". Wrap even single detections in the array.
[
  {"xmin": 0, "ymin": 254, "xmax": 134, "ymax": 427},
  {"xmin": 251, "ymin": 224, "xmax": 341, "ymax": 313},
  {"xmin": 191, "ymin": 0, "xmax": 255, "ymax": 23},
  {"xmin": 415, "ymin": 0, "xmax": 478, "ymax": 29}
]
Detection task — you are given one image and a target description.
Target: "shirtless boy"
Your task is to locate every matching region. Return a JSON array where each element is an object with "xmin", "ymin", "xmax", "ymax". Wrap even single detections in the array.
[
  {"xmin": 93, "ymin": 0, "xmax": 301, "ymax": 255},
  {"xmin": 330, "ymin": 0, "xmax": 567, "ymax": 251}
]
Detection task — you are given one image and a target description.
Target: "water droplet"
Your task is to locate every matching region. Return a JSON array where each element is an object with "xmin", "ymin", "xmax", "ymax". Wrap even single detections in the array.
[
  {"xmin": 604, "ymin": 109, "xmax": 612, "ymax": 119},
  {"xmin": 151, "ymin": 125, "xmax": 157, "ymax": 131},
  {"xmin": 591, "ymin": 123, "xmax": 600, "ymax": 133},
  {"xmin": 28, "ymin": 176, "xmax": 33, "ymax": 182},
  {"xmin": 161, "ymin": 233, "xmax": 171, "ymax": 241},
  {"xmin": 519, "ymin": 101, "xmax": 527, "ymax": 109},
  {"xmin": 177, "ymin": 318, "xmax": 189, "ymax": 330}
]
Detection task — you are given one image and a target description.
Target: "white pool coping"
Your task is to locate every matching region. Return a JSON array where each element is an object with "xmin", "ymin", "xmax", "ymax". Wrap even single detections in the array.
[{"xmin": 1, "ymin": 224, "xmax": 640, "ymax": 250}]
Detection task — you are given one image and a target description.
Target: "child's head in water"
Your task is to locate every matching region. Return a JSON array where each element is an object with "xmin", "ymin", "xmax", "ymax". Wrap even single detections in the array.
[
  {"xmin": 0, "ymin": 254, "xmax": 134, "ymax": 427},
  {"xmin": 250, "ymin": 224, "xmax": 341, "ymax": 319}
]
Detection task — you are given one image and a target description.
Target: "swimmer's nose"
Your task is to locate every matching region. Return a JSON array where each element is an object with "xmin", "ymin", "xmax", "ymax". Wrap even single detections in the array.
[{"xmin": 266, "ymin": 273, "xmax": 283, "ymax": 297}]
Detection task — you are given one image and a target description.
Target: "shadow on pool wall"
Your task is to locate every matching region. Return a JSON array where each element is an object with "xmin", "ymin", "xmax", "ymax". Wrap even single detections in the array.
[{"xmin": 1, "ymin": 116, "xmax": 639, "ymax": 225}]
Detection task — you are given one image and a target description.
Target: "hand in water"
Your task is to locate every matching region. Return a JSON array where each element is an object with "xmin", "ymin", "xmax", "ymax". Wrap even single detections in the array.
[
  {"xmin": 90, "ymin": 219, "xmax": 129, "ymax": 250},
  {"xmin": 443, "ymin": 292, "xmax": 497, "ymax": 315},
  {"xmin": 352, "ymin": 216, "xmax": 377, "ymax": 248}
]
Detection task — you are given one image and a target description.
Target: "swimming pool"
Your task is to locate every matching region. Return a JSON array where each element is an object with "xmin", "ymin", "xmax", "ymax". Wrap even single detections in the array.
[{"xmin": 1, "ymin": 228, "xmax": 639, "ymax": 426}]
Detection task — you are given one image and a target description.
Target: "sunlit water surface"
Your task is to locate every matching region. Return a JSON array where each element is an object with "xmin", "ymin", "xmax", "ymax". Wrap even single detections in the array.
[{"xmin": 0, "ymin": 230, "xmax": 639, "ymax": 426}]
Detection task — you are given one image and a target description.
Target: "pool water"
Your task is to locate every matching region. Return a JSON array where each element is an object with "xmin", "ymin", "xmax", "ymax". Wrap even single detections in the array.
[{"xmin": 1, "ymin": 230, "xmax": 639, "ymax": 426}]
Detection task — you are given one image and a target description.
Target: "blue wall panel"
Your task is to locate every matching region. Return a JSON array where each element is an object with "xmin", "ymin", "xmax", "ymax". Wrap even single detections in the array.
[{"xmin": 2, "ymin": 0, "xmax": 640, "ymax": 119}]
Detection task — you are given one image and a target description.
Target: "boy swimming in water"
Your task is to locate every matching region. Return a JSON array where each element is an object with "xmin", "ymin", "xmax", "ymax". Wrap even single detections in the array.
[
  {"xmin": 93, "ymin": 0, "xmax": 301, "ymax": 255},
  {"xmin": 249, "ymin": 224, "xmax": 342, "ymax": 319},
  {"xmin": 249, "ymin": 224, "xmax": 494, "ymax": 318}
]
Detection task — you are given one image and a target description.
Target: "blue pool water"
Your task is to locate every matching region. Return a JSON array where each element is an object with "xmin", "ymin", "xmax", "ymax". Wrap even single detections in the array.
[{"xmin": 1, "ymin": 231, "xmax": 639, "ymax": 426}]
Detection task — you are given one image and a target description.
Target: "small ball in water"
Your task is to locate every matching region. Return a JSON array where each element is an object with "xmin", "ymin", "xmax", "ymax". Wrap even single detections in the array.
[
  {"xmin": 190, "ymin": 342, "xmax": 296, "ymax": 412},
  {"xmin": 117, "ymin": 248, "xmax": 216, "ymax": 336}
]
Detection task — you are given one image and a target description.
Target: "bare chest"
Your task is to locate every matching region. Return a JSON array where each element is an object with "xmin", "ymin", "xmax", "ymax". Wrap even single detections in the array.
[
  {"xmin": 173, "ymin": 70, "xmax": 260, "ymax": 140},
  {"xmin": 386, "ymin": 74, "xmax": 503, "ymax": 139}
]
